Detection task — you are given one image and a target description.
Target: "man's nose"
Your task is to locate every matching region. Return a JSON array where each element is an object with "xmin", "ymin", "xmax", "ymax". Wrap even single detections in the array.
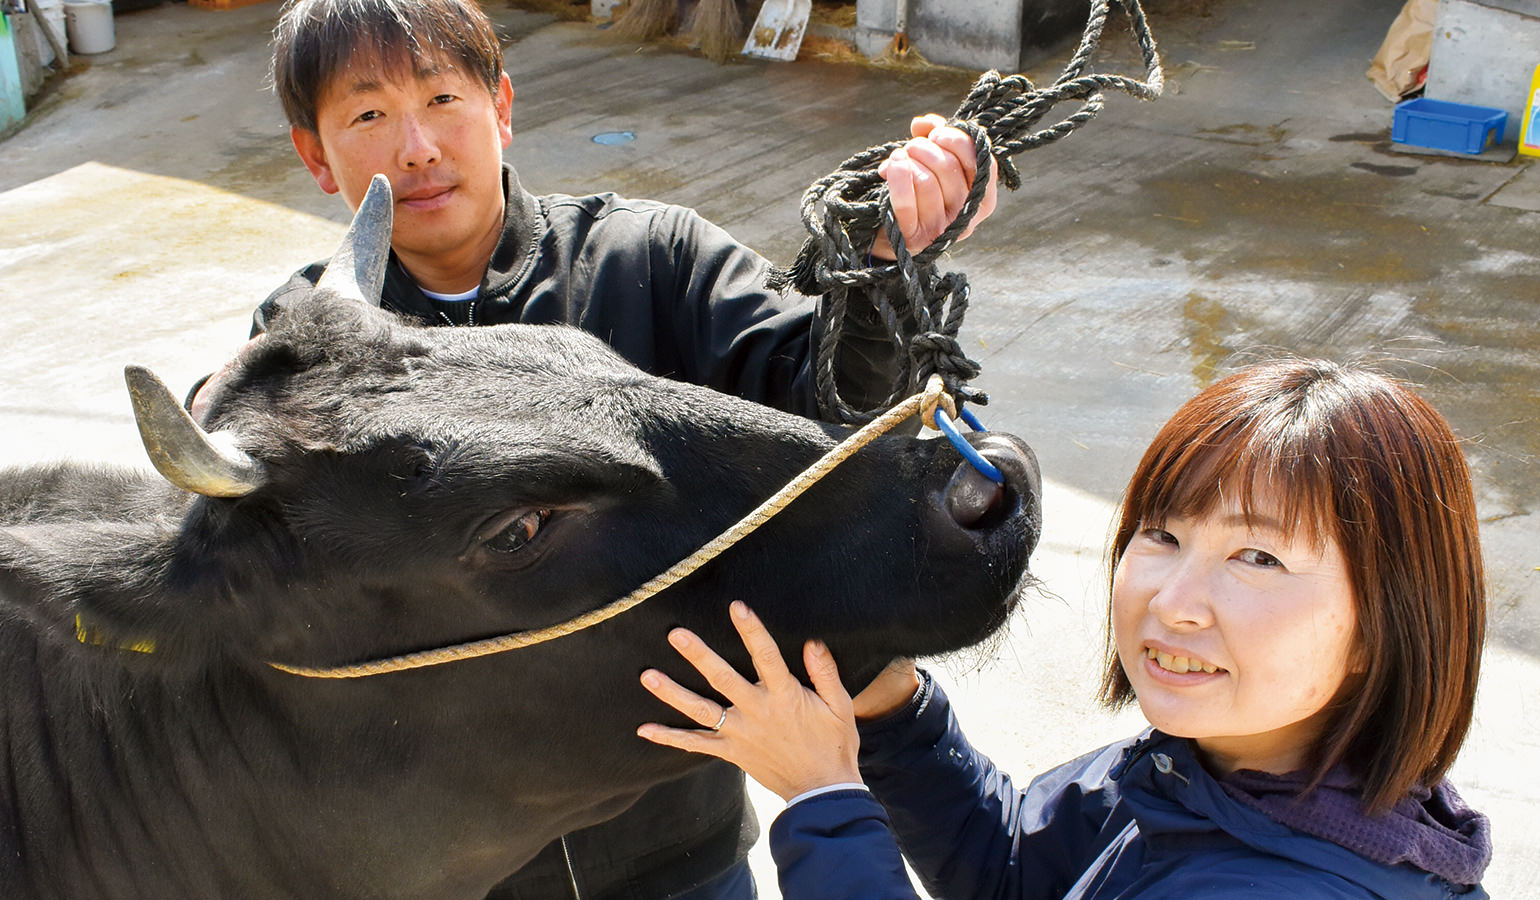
[{"xmin": 398, "ymin": 115, "xmax": 441, "ymax": 170}]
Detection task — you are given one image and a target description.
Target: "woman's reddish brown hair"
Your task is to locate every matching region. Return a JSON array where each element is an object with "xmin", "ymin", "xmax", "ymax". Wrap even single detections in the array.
[{"xmin": 1098, "ymin": 359, "xmax": 1485, "ymax": 812}]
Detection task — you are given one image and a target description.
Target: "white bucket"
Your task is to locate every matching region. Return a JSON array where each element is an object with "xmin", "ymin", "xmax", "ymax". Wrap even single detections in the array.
[{"xmin": 64, "ymin": 0, "xmax": 115, "ymax": 55}]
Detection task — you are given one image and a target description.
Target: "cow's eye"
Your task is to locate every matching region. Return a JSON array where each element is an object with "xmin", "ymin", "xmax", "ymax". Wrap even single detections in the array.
[{"xmin": 484, "ymin": 509, "xmax": 550, "ymax": 554}]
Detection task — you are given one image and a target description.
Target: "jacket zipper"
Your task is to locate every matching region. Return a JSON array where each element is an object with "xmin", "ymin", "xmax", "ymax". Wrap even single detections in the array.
[{"xmin": 560, "ymin": 835, "xmax": 583, "ymax": 900}]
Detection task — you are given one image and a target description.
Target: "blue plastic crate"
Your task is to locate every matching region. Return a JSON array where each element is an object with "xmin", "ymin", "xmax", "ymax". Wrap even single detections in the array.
[{"xmin": 1392, "ymin": 98, "xmax": 1507, "ymax": 154}]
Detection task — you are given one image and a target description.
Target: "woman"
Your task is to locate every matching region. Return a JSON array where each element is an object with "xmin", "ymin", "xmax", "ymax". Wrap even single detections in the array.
[{"xmin": 637, "ymin": 359, "xmax": 1492, "ymax": 899}]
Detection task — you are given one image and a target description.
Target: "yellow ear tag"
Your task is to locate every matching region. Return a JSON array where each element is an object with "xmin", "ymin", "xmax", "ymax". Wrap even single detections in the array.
[{"xmin": 75, "ymin": 614, "xmax": 157, "ymax": 654}]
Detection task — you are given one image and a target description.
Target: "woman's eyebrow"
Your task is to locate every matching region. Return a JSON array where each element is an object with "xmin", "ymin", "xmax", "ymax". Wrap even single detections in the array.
[{"xmin": 1218, "ymin": 513, "xmax": 1288, "ymax": 534}]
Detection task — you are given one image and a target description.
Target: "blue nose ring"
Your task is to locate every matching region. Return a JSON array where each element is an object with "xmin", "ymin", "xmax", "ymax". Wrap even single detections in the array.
[{"xmin": 931, "ymin": 405, "xmax": 1006, "ymax": 484}]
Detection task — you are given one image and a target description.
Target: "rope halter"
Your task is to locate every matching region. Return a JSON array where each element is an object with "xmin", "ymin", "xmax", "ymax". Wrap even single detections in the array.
[{"xmin": 270, "ymin": 376, "xmax": 989, "ymax": 679}]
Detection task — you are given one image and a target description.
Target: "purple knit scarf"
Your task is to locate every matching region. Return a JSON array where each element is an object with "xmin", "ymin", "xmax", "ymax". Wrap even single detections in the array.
[{"xmin": 1220, "ymin": 767, "xmax": 1491, "ymax": 887}]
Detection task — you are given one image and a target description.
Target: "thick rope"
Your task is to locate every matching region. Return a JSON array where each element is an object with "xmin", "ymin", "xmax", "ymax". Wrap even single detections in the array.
[
  {"xmin": 771, "ymin": 0, "xmax": 1164, "ymax": 424},
  {"xmin": 270, "ymin": 377, "xmax": 956, "ymax": 679}
]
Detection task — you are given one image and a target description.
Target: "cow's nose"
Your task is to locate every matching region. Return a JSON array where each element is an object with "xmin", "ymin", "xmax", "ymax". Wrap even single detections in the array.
[{"xmin": 944, "ymin": 433, "xmax": 1040, "ymax": 530}]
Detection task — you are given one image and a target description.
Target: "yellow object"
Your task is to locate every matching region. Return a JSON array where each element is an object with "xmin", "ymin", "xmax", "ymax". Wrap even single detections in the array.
[
  {"xmin": 75, "ymin": 613, "xmax": 157, "ymax": 654},
  {"xmin": 1520, "ymin": 63, "xmax": 1540, "ymax": 157}
]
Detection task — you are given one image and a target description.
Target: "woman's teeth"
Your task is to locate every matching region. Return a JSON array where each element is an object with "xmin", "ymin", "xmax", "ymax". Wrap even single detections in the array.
[{"xmin": 1146, "ymin": 646, "xmax": 1218, "ymax": 674}]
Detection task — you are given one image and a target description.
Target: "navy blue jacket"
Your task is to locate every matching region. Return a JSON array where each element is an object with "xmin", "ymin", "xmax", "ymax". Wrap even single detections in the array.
[{"xmin": 771, "ymin": 675, "xmax": 1489, "ymax": 900}]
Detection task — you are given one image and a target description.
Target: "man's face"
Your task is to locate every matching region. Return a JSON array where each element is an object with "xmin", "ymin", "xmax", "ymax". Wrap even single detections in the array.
[{"xmin": 292, "ymin": 49, "xmax": 514, "ymax": 277}]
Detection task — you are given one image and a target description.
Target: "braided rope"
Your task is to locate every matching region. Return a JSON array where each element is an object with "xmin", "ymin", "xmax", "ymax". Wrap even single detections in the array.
[
  {"xmin": 270, "ymin": 377, "xmax": 956, "ymax": 679},
  {"xmin": 771, "ymin": 0, "xmax": 1164, "ymax": 424}
]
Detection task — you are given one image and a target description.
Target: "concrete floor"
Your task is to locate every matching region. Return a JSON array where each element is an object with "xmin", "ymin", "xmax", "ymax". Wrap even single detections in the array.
[{"xmin": 0, "ymin": 0, "xmax": 1535, "ymax": 895}]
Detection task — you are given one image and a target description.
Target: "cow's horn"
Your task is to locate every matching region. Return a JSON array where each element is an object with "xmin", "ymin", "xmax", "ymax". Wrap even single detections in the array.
[
  {"xmin": 314, "ymin": 173, "xmax": 393, "ymax": 307},
  {"xmin": 125, "ymin": 366, "xmax": 265, "ymax": 498}
]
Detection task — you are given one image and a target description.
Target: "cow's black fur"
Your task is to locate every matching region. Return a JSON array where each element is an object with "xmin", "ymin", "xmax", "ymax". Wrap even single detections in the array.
[{"xmin": 0, "ymin": 295, "xmax": 1040, "ymax": 899}]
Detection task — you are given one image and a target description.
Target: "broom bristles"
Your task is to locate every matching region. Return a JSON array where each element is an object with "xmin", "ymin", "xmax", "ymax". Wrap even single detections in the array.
[
  {"xmin": 608, "ymin": 0, "xmax": 677, "ymax": 43},
  {"xmin": 684, "ymin": 0, "xmax": 744, "ymax": 63}
]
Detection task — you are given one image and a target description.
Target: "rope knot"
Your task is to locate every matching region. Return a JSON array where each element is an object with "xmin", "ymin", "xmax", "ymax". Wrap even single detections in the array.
[
  {"xmin": 775, "ymin": 0, "xmax": 1161, "ymax": 425},
  {"xmin": 910, "ymin": 331, "xmax": 982, "ymax": 389},
  {"xmin": 918, "ymin": 374, "xmax": 957, "ymax": 431}
]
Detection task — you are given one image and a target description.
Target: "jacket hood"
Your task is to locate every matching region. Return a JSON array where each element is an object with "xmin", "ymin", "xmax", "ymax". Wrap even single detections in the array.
[{"xmin": 1114, "ymin": 733, "xmax": 1489, "ymax": 899}]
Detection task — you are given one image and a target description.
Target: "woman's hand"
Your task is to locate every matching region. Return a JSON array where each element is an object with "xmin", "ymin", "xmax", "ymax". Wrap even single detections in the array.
[
  {"xmin": 636, "ymin": 601, "xmax": 862, "ymax": 802},
  {"xmin": 852, "ymin": 659, "xmax": 921, "ymax": 721}
]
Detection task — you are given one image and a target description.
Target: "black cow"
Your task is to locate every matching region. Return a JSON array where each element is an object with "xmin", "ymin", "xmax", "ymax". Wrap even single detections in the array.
[{"xmin": 0, "ymin": 179, "xmax": 1041, "ymax": 900}]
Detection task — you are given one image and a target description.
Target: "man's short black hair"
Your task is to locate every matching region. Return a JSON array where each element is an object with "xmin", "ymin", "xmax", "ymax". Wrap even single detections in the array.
[{"xmin": 272, "ymin": 0, "xmax": 504, "ymax": 132}]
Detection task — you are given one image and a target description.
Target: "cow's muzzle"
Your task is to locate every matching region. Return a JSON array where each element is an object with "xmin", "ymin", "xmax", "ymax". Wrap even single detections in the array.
[{"xmin": 943, "ymin": 433, "xmax": 1041, "ymax": 533}]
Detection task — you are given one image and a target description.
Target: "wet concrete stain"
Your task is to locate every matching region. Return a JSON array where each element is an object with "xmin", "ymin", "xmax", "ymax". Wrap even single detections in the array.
[
  {"xmin": 1179, "ymin": 292, "xmax": 1232, "ymax": 386},
  {"xmin": 1041, "ymin": 161, "xmax": 1540, "ymax": 520},
  {"xmin": 1330, "ymin": 131, "xmax": 1391, "ymax": 143},
  {"xmin": 1196, "ymin": 122, "xmax": 1289, "ymax": 145},
  {"xmin": 1351, "ymin": 162, "xmax": 1418, "ymax": 177},
  {"xmin": 1122, "ymin": 165, "xmax": 1448, "ymax": 284},
  {"xmin": 207, "ymin": 133, "xmax": 307, "ymax": 199}
]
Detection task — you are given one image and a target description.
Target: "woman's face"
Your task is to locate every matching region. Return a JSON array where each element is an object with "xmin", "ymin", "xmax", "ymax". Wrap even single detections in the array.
[{"xmin": 1112, "ymin": 493, "xmax": 1360, "ymax": 777}]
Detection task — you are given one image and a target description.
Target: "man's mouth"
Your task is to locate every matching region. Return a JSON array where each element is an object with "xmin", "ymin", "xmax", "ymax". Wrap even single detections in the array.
[
  {"xmin": 397, "ymin": 184, "xmax": 454, "ymax": 207},
  {"xmin": 1145, "ymin": 646, "xmax": 1223, "ymax": 675}
]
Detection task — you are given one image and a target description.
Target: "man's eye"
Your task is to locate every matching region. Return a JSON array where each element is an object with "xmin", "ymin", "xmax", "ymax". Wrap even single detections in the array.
[
  {"xmin": 356, "ymin": 110, "xmax": 382, "ymax": 123},
  {"xmin": 431, "ymin": 94, "xmax": 456, "ymax": 105}
]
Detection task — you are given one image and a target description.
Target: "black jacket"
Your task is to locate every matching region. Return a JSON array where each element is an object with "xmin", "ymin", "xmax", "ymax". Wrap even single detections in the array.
[
  {"xmin": 255, "ymin": 166, "xmax": 903, "ymax": 421},
  {"xmin": 253, "ymin": 166, "xmax": 905, "ymax": 900}
]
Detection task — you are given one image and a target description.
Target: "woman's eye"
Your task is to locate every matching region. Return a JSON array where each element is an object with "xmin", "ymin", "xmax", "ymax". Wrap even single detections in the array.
[
  {"xmin": 485, "ymin": 509, "xmax": 550, "ymax": 554},
  {"xmin": 1141, "ymin": 527, "xmax": 1177, "ymax": 547},
  {"xmin": 1237, "ymin": 548, "xmax": 1283, "ymax": 568}
]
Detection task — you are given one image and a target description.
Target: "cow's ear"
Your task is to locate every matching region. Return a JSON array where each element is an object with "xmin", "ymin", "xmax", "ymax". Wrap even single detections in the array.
[{"xmin": 61, "ymin": 506, "xmax": 282, "ymax": 673}]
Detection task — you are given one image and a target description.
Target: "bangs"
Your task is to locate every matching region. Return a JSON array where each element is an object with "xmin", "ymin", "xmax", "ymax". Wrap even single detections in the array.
[
  {"xmin": 273, "ymin": 0, "xmax": 503, "ymax": 132},
  {"xmin": 310, "ymin": 7, "xmax": 473, "ymax": 85},
  {"xmin": 1130, "ymin": 400, "xmax": 1342, "ymax": 553}
]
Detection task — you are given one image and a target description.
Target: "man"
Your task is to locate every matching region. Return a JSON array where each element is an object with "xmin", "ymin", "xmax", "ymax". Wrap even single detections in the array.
[{"xmin": 241, "ymin": 0, "xmax": 999, "ymax": 896}]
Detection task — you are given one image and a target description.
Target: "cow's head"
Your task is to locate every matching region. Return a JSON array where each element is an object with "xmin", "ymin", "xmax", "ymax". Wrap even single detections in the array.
[{"xmin": 114, "ymin": 176, "xmax": 1041, "ymax": 802}]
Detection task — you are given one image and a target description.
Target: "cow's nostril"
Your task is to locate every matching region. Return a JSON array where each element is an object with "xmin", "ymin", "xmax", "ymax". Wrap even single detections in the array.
[
  {"xmin": 942, "ymin": 433, "xmax": 1040, "ymax": 531},
  {"xmin": 946, "ymin": 463, "xmax": 1007, "ymax": 528}
]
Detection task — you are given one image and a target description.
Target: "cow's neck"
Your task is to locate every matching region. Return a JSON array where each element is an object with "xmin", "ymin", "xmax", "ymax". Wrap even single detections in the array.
[{"xmin": 4, "ymin": 629, "xmax": 673, "ymax": 900}]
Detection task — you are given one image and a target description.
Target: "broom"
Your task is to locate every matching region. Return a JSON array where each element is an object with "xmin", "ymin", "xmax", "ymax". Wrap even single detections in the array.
[
  {"xmin": 683, "ymin": 0, "xmax": 744, "ymax": 63},
  {"xmin": 608, "ymin": 0, "xmax": 678, "ymax": 43}
]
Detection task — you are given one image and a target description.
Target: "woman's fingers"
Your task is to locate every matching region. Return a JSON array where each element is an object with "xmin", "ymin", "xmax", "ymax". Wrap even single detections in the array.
[
  {"xmin": 635, "ymin": 721, "xmax": 725, "ymax": 758},
  {"xmin": 639, "ymin": 667, "xmax": 726, "ymax": 730},
  {"xmin": 728, "ymin": 602, "xmax": 798, "ymax": 692},
  {"xmin": 664, "ymin": 627, "xmax": 754, "ymax": 707},
  {"xmin": 804, "ymin": 640, "xmax": 854, "ymax": 719}
]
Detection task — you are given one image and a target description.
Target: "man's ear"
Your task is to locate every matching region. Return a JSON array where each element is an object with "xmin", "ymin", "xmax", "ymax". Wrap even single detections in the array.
[
  {"xmin": 291, "ymin": 126, "xmax": 340, "ymax": 195},
  {"xmin": 495, "ymin": 73, "xmax": 514, "ymax": 150}
]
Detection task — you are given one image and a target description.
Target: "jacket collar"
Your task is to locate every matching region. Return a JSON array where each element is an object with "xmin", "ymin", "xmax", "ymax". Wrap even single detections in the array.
[
  {"xmin": 1113, "ymin": 731, "xmax": 1488, "ymax": 896},
  {"xmin": 482, "ymin": 163, "xmax": 543, "ymax": 299}
]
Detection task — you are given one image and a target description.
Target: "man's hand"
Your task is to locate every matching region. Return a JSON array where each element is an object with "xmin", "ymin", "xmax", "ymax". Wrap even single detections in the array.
[{"xmin": 871, "ymin": 113, "xmax": 999, "ymax": 261}]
